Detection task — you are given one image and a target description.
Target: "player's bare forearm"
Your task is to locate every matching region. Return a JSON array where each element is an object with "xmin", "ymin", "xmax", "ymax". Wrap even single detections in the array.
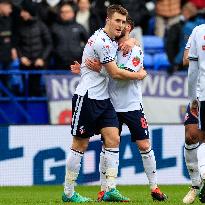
[
  {"xmin": 190, "ymin": 99, "xmax": 199, "ymax": 118},
  {"xmin": 183, "ymin": 49, "xmax": 189, "ymax": 67},
  {"xmin": 114, "ymin": 68, "xmax": 147, "ymax": 80},
  {"xmin": 105, "ymin": 61, "xmax": 147, "ymax": 80}
]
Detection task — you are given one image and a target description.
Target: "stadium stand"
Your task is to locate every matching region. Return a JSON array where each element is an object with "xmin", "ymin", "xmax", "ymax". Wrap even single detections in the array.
[
  {"xmin": 144, "ymin": 53, "xmax": 153, "ymax": 70},
  {"xmin": 153, "ymin": 52, "xmax": 171, "ymax": 71},
  {"xmin": 143, "ymin": 35, "xmax": 164, "ymax": 54}
]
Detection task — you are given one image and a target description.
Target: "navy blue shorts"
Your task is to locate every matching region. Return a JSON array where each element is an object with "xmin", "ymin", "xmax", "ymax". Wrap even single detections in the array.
[
  {"xmin": 71, "ymin": 92, "xmax": 119, "ymax": 138},
  {"xmin": 117, "ymin": 105, "xmax": 149, "ymax": 142},
  {"xmin": 184, "ymin": 104, "xmax": 198, "ymax": 126},
  {"xmin": 199, "ymin": 101, "xmax": 205, "ymax": 131}
]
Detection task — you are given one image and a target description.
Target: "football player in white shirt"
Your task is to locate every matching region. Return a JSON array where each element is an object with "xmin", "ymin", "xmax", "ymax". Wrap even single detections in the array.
[
  {"xmin": 188, "ymin": 24, "xmax": 205, "ymax": 203},
  {"xmin": 62, "ymin": 5, "xmax": 147, "ymax": 203},
  {"xmin": 71, "ymin": 16, "xmax": 167, "ymax": 202},
  {"xmin": 182, "ymin": 34, "xmax": 202, "ymax": 204}
]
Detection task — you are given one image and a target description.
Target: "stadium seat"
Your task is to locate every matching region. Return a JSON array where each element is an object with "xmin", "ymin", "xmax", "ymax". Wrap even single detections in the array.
[
  {"xmin": 153, "ymin": 52, "xmax": 171, "ymax": 71},
  {"xmin": 143, "ymin": 35, "xmax": 164, "ymax": 54},
  {"xmin": 144, "ymin": 53, "xmax": 153, "ymax": 69}
]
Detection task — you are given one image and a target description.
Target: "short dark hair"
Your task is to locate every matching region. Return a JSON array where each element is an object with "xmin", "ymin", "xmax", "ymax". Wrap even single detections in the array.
[
  {"xmin": 59, "ymin": 1, "xmax": 76, "ymax": 12},
  {"xmin": 0, "ymin": 0, "xmax": 12, "ymax": 4},
  {"xmin": 126, "ymin": 15, "xmax": 135, "ymax": 31},
  {"xmin": 107, "ymin": 4, "xmax": 128, "ymax": 18}
]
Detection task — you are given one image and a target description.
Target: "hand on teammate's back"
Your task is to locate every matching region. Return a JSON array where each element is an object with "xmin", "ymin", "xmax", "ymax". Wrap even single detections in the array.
[
  {"xmin": 85, "ymin": 58, "xmax": 102, "ymax": 72},
  {"xmin": 137, "ymin": 67, "xmax": 147, "ymax": 80},
  {"xmin": 70, "ymin": 61, "xmax": 81, "ymax": 74},
  {"xmin": 190, "ymin": 99, "xmax": 199, "ymax": 118}
]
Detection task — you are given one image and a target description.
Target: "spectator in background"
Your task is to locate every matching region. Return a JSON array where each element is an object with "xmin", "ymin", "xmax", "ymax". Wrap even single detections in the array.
[
  {"xmin": 155, "ymin": 0, "xmax": 181, "ymax": 38},
  {"xmin": 120, "ymin": 0, "xmax": 152, "ymax": 34},
  {"xmin": 92, "ymin": 0, "xmax": 121, "ymax": 24},
  {"xmin": 0, "ymin": 0, "xmax": 22, "ymax": 95},
  {"xmin": 189, "ymin": 0, "xmax": 205, "ymax": 10},
  {"xmin": 76, "ymin": 0, "xmax": 102, "ymax": 36},
  {"xmin": 16, "ymin": 0, "xmax": 52, "ymax": 96},
  {"xmin": 37, "ymin": 0, "xmax": 63, "ymax": 27},
  {"xmin": 120, "ymin": 0, "xmax": 154, "ymax": 48},
  {"xmin": 166, "ymin": 2, "xmax": 198, "ymax": 74},
  {"xmin": 0, "ymin": 0, "xmax": 17, "ymax": 70},
  {"xmin": 51, "ymin": 2, "xmax": 88, "ymax": 70}
]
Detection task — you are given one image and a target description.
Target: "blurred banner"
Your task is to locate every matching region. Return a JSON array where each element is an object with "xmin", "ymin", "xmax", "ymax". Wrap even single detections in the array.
[
  {"xmin": 142, "ymin": 71, "xmax": 188, "ymax": 123},
  {"xmin": 0, "ymin": 125, "xmax": 190, "ymax": 186},
  {"xmin": 45, "ymin": 71, "xmax": 188, "ymax": 124},
  {"xmin": 45, "ymin": 74, "xmax": 80, "ymax": 124}
]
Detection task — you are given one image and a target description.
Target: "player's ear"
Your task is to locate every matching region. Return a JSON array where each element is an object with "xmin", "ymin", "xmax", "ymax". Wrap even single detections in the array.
[
  {"xmin": 106, "ymin": 17, "xmax": 109, "ymax": 23},
  {"xmin": 127, "ymin": 25, "xmax": 131, "ymax": 32}
]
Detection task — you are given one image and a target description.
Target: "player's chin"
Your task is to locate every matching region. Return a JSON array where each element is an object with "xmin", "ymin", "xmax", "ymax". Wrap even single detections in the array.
[{"xmin": 115, "ymin": 30, "xmax": 122, "ymax": 37}]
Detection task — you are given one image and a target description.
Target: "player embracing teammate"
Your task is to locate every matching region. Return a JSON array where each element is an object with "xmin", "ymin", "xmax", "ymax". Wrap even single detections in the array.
[{"xmin": 62, "ymin": 4, "xmax": 147, "ymax": 203}]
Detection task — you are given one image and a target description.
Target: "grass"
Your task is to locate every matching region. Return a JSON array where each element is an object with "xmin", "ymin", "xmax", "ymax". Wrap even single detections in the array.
[{"xmin": 0, "ymin": 185, "xmax": 202, "ymax": 204}]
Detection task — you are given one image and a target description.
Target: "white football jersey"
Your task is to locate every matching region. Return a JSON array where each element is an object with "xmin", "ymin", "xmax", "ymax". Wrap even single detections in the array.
[
  {"xmin": 186, "ymin": 32, "xmax": 200, "ymax": 98},
  {"xmin": 109, "ymin": 45, "xmax": 144, "ymax": 112},
  {"xmin": 188, "ymin": 24, "xmax": 205, "ymax": 101},
  {"xmin": 75, "ymin": 29, "xmax": 118, "ymax": 100}
]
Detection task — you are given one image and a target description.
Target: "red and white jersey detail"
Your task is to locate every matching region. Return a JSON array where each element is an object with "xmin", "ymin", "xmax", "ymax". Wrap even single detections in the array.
[{"xmin": 109, "ymin": 46, "xmax": 144, "ymax": 112}]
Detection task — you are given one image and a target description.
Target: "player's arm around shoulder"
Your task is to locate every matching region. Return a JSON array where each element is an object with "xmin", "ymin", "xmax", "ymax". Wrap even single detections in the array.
[{"xmin": 104, "ymin": 60, "xmax": 147, "ymax": 80}]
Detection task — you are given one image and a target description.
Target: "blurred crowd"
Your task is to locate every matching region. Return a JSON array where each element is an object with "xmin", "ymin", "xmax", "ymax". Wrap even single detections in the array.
[{"xmin": 0, "ymin": 0, "xmax": 205, "ymax": 96}]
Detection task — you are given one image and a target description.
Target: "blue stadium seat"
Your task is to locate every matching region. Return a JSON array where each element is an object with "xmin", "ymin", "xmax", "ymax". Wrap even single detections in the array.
[
  {"xmin": 143, "ymin": 35, "xmax": 164, "ymax": 54},
  {"xmin": 144, "ymin": 53, "xmax": 153, "ymax": 69},
  {"xmin": 153, "ymin": 53, "xmax": 171, "ymax": 71}
]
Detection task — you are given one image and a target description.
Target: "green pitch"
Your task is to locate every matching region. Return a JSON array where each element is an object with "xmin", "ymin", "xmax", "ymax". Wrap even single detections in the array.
[{"xmin": 0, "ymin": 185, "xmax": 202, "ymax": 204}]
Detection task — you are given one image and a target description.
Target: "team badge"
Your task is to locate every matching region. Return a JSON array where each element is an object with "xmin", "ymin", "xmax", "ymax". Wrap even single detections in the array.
[{"xmin": 132, "ymin": 56, "xmax": 140, "ymax": 67}]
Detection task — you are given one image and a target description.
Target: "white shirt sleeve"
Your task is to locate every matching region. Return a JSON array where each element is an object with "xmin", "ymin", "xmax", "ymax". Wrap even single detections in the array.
[
  {"xmin": 95, "ymin": 40, "xmax": 117, "ymax": 64},
  {"xmin": 188, "ymin": 28, "xmax": 199, "ymax": 101},
  {"xmin": 188, "ymin": 27, "xmax": 198, "ymax": 60}
]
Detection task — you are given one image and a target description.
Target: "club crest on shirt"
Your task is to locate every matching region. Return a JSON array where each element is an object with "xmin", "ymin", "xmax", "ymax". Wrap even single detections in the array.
[
  {"xmin": 132, "ymin": 56, "xmax": 140, "ymax": 67},
  {"xmin": 79, "ymin": 126, "xmax": 86, "ymax": 134},
  {"xmin": 202, "ymin": 45, "xmax": 205, "ymax": 50}
]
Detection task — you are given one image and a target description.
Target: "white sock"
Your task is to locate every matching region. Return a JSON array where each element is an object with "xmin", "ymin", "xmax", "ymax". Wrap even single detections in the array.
[
  {"xmin": 197, "ymin": 143, "xmax": 205, "ymax": 180},
  {"xmin": 140, "ymin": 149, "xmax": 157, "ymax": 190},
  {"xmin": 99, "ymin": 147, "xmax": 107, "ymax": 191},
  {"xmin": 184, "ymin": 143, "xmax": 201, "ymax": 187},
  {"xmin": 64, "ymin": 148, "xmax": 83, "ymax": 197},
  {"xmin": 104, "ymin": 148, "xmax": 119, "ymax": 191}
]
